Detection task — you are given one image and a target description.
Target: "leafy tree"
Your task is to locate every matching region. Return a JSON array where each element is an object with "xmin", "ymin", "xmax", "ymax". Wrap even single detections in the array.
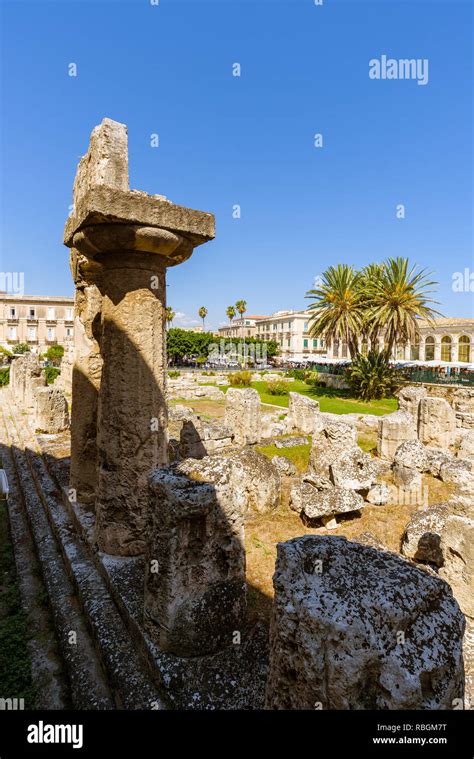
[
  {"xmin": 198, "ymin": 306, "xmax": 208, "ymax": 331},
  {"xmin": 345, "ymin": 351, "xmax": 403, "ymax": 401},
  {"xmin": 165, "ymin": 328, "xmax": 278, "ymax": 363},
  {"xmin": 0, "ymin": 367, "xmax": 10, "ymax": 386},
  {"xmin": 12, "ymin": 343, "xmax": 30, "ymax": 354},
  {"xmin": 44, "ymin": 345, "xmax": 64, "ymax": 366},
  {"xmin": 44, "ymin": 366, "xmax": 60, "ymax": 385}
]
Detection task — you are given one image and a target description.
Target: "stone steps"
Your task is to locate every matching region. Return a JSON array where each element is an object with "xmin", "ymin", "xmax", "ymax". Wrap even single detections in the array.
[
  {"xmin": 0, "ymin": 398, "xmax": 114, "ymax": 709},
  {"xmin": 0, "ymin": 390, "xmax": 167, "ymax": 710},
  {"xmin": 0, "ymin": 407, "xmax": 69, "ymax": 709}
]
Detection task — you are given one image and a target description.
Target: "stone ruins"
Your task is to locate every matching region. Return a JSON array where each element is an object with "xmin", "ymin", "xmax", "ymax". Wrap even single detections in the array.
[{"xmin": 1, "ymin": 118, "xmax": 472, "ymax": 711}]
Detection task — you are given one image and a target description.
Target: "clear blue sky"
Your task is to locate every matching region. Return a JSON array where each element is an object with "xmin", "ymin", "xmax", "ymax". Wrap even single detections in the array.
[{"xmin": 1, "ymin": 0, "xmax": 473, "ymax": 329}]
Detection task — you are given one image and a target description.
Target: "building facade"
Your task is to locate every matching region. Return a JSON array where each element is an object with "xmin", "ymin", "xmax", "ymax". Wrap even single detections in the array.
[
  {"xmin": 218, "ymin": 315, "xmax": 268, "ymax": 339},
  {"xmin": 327, "ymin": 318, "xmax": 474, "ymax": 364},
  {"xmin": 254, "ymin": 310, "xmax": 327, "ymax": 361},
  {"xmin": 0, "ymin": 293, "xmax": 74, "ymax": 354}
]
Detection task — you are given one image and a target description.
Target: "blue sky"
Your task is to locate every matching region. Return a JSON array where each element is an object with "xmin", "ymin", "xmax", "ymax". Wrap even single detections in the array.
[{"xmin": 1, "ymin": 0, "xmax": 472, "ymax": 329}]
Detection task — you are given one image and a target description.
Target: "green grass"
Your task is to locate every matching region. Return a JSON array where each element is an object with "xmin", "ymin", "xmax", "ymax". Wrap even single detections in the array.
[
  {"xmin": 0, "ymin": 500, "xmax": 36, "ymax": 707},
  {"xmin": 256, "ymin": 442, "xmax": 312, "ymax": 473},
  {"xmin": 251, "ymin": 380, "xmax": 397, "ymax": 415}
]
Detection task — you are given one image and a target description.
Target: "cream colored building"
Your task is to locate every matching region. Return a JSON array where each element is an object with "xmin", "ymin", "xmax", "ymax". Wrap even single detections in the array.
[
  {"xmin": 254, "ymin": 310, "xmax": 327, "ymax": 361},
  {"xmin": 0, "ymin": 293, "xmax": 74, "ymax": 354},
  {"xmin": 327, "ymin": 318, "xmax": 474, "ymax": 364},
  {"xmin": 218, "ymin": 315, "xmax": 268, "ymax": 339}
]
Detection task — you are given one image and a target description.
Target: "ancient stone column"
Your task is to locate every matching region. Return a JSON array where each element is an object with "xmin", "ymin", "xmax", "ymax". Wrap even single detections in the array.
[{"xmin": 64, "ymin": 119, "xmax": 215, "ymax": 555}]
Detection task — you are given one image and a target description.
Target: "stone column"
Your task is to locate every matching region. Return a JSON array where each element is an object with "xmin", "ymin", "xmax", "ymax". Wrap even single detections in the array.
[
  {"xmin": 434, "ymin": 336, "xmax": 442, "ymax": 361},
  {"xmin": 64, "ymin": 119, "xmax": 215, "ymax": 555},
  {"xmin": 68, "ymin": 249, "xmax": 104, "ymax": 506}
]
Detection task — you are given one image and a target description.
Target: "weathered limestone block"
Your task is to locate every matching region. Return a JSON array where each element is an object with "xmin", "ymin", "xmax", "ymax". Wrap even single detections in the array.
[
  {"xmin": 167, "ymin": 383, "xmax": 225, "ymax": 401},
  {"xmin": 392, "ymin": 464, "xmax": 422, "ymax": 491},
  {"xmin": 10, "ymin": 353, "xmax": 45, "ymax": 409},
  {"xmin": 418, "ymin": 397, "xmax": 456, "ymax": 450},
  {"xmin": 179, "ymin": 417, "xmax": 233, "ymax": 459},
  {"xmin": 377, "ymin": 411, "xmax": 417, "ymax": 460},
  {"xmin": 261, "ymin": 412, "xmax": 286, "ymax": 439},
  {"xmin": 440, "ymin": 459, "xmax": 474, "ymax": 488},
  {"xmin": 168, "ymin": 403, "xmax": 194, "ymax": 423},
  {"xmin": 366, "ymin": 483, "xmax": 390, "ymax": 505},
  {"xmin": 458, "ymin": 429, "xmax": 474, "ymax": 461},
  {"xmin": 397, "ymin": 385, "xmax": 427, "ymax": 419},
  {"xmin": 34, "ymin": 386, "xmax": 70, "ymax": 434},
  {"xmin": 330, "ymin": 447, "xmax": 380, "ymax": 491},
  {"xmin": 425, "ymin": 447, "xmax": 453, "ymax": 477},
  {"xmin": 224, "ymin": 388, "xmax": 260, "ymax": 445},
  {"xmin": 178, "ymin": 450, "xmax": 280, "ymax": 516},
  {"xmin": 64, "ymin": 118, "xmax": 215, "ymax": 554},
  {"xmin": 393, "ymin": 440, "xmax": 430, "ymax": 472},
  {"xmin": 401, "ymin": 504, "xmax": 449, "ymax": 566},
  {"xmin": 53, "ymin": 344, "xmax": 74, "ymax": 394},
  {"xmin": 286, "ymin": 392, "xmax": 323, "ymax": 436},
  {"xmin": 144, "ymin": 465, "xmax": 246, "ymax": 656},
  {"xmin": 439, "ymin": 515, "xmax": 474, "ymax": 619},
  {"xmin": 309, "ymin": 421, "xmax": 358, "ymax": 479},
  {"xmin": 229, "ymin": 448, "xmax": 281, "ymax": 514},
  {"xmin": 290, "ymin": 479, "xmax": 364, "ymax": 523},
  {"xmin": 265, "ymin": 536, "xmax": 465, "ymax": 709},
  {"xmin": 271, "ymin": 455, "xmax": 298, "ymax": 477}
]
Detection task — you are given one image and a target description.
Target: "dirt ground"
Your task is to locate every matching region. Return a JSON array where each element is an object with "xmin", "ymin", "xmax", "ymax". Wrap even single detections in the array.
[{"xmin": 245, "ymin": 474, "xmax": 454, "ymax": 625}]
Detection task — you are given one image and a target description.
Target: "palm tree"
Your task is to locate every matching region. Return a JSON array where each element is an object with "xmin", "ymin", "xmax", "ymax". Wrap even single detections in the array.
[
  {"xmin": 235, "ymin": 299, "xmax": 247, "ymax": 366},
  {"xmin": 165, "ymin": 306, "xmax": 175, "ymax": 329},
  {"xmin": 198, "ymin": 306, "xmax": 208, "ymax": 332},
  {"xmin": 226, "ymin": 305, "xmax": 236, "ymax": 330},
  {"xmin": 363, "ymin": 257, "xmax": 441, "ymax": 359},
  {"xmin": 306, "ymin": 264, "xmax": 364, "ymax": 358}
]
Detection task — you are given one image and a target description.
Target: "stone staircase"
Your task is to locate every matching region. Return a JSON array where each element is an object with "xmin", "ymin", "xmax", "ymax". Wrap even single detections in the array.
[
  {"xmin": 0, "ymin": 389, "xmax": 268, "ymax": 710},
  {"xmin": 0, "ymin": 389, "xmax": 166, "ymax": 710}
]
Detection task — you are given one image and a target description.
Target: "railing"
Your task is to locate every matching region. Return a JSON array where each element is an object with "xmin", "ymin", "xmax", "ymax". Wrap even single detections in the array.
[{"xmin": 399, "ymin": 369, "xmax": 474, "ymax": 387}]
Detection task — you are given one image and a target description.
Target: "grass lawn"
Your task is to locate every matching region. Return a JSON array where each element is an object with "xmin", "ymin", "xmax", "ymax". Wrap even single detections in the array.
[
  {"xmin": 256, "ymin": 442, "xmax": 312, "ymax": 473},
  {"xmin": 250, "ymin": 380, "xmax": 397, "ymax": 415}
]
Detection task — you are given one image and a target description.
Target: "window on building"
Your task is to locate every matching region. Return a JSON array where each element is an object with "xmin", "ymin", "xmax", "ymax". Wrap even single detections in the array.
[
  {"xmin": 341, "ymin": 342, "xmax": 348, "ymax": 358},
  {"xmin": 333, "ymin": 340, "xmax": 339, "ymax": 357},
  {"xmin": 47, "ymin": 327, "xmax": 55, "ymax": 341},
  {"xmin": 273, "ymin": 324, "xmax": 277, "ymax": 331},
  {"xmin": 410, "ymin": 340, "xmax": 420, "ymax": 361},
  {"xmin": 287, "ymin": 339, "xmax": 290, "ymax": 347},
  {"xmin": 47, "ymin": 307, "xmax": 55, "ymax": 320},
  {"xmin": 66, "ymin": 327, "xmax": 73, "ymax": 338},
  {"xmin": 425, "ymin": 336, "xmax": 435, "ymax": 361},
  {"xmin": 441, "ymin": 336, "xmax": 452, "ymax": 362},
  {"xmin": 9, "ymin": 307, "xmax": 16, "ymax": 317},
  {"xmin": 396, "ymin": 344, "xmax": 404, "ymax": 360},
  {"xmin": 303, "ymin": 339, "xmax": 308, "ymax": 348},
  {"xmin": 29, "ymin": 307, "xmax": 36, "ymax": 318},
  {"xmin": 458, "ymin": 335, "xmax": 470, "ymax": 363},
  {"xmin": 66, "ymin": 308, "xmax": 73, "ymax": 320},
  {"xmin": 8, "ymin": 327, "xmax": 16, "ymax": 340},
  {"xmin": 313, "ymin": 339, "xmax": 318, "ymax": 348},
  {"xmin": 303, "ymin": 322, "xmax": 308, "ymax": 332}
]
